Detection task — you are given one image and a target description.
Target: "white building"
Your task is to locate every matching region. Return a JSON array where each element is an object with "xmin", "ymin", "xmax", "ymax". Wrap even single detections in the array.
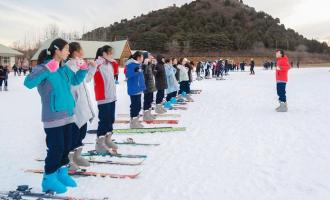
[{"xmin": 0, "ymin": 44, "xmax": 23, "ymax": 67}]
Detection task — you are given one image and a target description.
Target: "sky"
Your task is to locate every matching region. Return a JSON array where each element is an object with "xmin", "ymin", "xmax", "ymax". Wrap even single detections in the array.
[{"xmin": 0, "ymin": 0, "xmax": 329, "ymax": 47}]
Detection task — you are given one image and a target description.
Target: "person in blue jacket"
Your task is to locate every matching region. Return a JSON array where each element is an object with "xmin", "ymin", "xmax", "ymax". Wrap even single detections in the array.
[
  {"xmin": 125, "ymin": 51, "xmax": 146, "ymax": 128},
  {"xmin": 24, "ymin": 38, "xmax": 88, "ymax": 194}
]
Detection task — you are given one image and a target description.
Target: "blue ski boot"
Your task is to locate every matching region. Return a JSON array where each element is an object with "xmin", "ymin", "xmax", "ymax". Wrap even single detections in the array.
[
  {"xmin": 42, "ymin": 172, "xmax": 67, "ymax": 194},
  {"xmin": 57, "ymin": 166, "xmax": 77, "ymax": 188}
]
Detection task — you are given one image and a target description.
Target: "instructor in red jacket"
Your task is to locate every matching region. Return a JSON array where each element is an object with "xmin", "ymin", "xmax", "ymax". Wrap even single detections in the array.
[{"xmin": 275, "ymin": 49, "xmax": 291, "ymax": 112}]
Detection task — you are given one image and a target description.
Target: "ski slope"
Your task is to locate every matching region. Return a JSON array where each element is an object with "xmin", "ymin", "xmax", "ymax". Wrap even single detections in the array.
[{"xmin": 0, "ymin": 67, "xmax": 330, "ymax": 200}]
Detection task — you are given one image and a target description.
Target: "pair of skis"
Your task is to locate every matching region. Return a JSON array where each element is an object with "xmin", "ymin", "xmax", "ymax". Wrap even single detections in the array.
[
  {"xmin": 87, "ymin": 127, "xmax": 186, "ymax": 134},
  {"xmin": 0, "ymin": 185, "xmax": 109, "ymax": 200}
]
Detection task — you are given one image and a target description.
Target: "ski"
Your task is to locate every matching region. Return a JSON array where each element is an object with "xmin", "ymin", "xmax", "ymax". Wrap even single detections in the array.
[
  {"xmin": 115, "ymin": 138, "xmax": 160, "ymax": 146},
  {"xmin": 0, "ymin": 185, "xmax": 108, "ymax": 200},
  {"xmin": 117, "ymin": 113, "xmax": 181, "ymax": 118},
  {"xmin": 35, "ymin": 159, "xmax": 144, "ymax": 166},
  {"xmin": 115, "ymin": 119, "xmax": 179, "ymax": 125},
  {"xmin": 26, "ymin": 169, "xmax": 140, "ymax": 179},
  {"xmin": 87, "ymin": 127, "xmax": 186, "ymax": 134},
  {"xmin": 81, "ymin": 150, "xmax": 147, "ymax": 159},
  {"xmin": 115, "ymin": 142, "xmax": 160, "ymax": 146}
]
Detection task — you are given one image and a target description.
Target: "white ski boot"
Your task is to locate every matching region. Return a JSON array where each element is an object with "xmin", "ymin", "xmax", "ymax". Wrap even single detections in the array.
[
  {"xmin": 276, "ymin": 102, "xmax": 288, "ymax": 112},
  {"xmin": 155, "ymin": 104, "xmax": 167, "ymax": 114},
  {"xmin": 143, "ymin": 109, "xmax": 155, "ymax": 121},
  {"xmin": 130, "ymin": 117, "xmax": 144, "ymax": 129}
]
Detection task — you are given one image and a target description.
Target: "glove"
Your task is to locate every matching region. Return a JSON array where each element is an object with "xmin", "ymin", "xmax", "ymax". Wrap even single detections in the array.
[
  {"xmin": 95, "ymin": 56, "xmax": 105, "ymax": 66},
  {"xmin": 46, "ymin": 59, "xmax": 59, "ymax": 72},
  {"xmin": 76, "ymin": 59, "xmax": 88, "ymax": 70},
  {"xmin": 134, "ymin": 67, "xmax": 142, "ymax": 73}
]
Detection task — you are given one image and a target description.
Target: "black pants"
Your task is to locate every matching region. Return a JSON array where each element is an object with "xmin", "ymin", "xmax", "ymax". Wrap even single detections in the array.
[
  {"xmin": 166, "ymin": 91, "xmax": 177, "ymax": 102},
  {"xmin": 44, "ymin": 123, "xmax": 74, "ymax": 174},
  {"xmin": 250, "ymin": 67, "xmax": 255, "ymax": 74},
  {"xmin": 179, "ymin": 81, "xmax": 190, "ymax": 94},
  {"xmin": 130, "ymin": 94, "xmax": 142, "ymax": 118},
  {"xmin": 276, "ymin": 82, "xmax": 287, "ymax": 102},
  {"xmin": 143, "ymin": 92, "xmax": 154, "ymax": 111},
  {"xmin": 114, "ymin": 74, "xmax": 119, "ymax": 81},
  {"xmin": 156, "ymin": 90, "xmax": 165, "ymax": 104},
  {"xmin": 71, "ymin": 123, "xmax": 87, "ymax": 150},
  {"xmin": 97, "ymin": 101, "xmax": 116, "ymax": 137},
  {"xmin": 0, "ymin": 79, "xmax": 8, "ymax": 87}
]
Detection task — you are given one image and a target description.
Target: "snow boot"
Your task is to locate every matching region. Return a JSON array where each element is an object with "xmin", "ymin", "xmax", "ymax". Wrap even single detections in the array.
[
  {"xmin": 42, "ymin": 172, "xmax": 67, "ymax": 194},
  {"xmin": 143, "ymin": 109, "xmax": 155, "ymax": 121},
  {"xmin": 73, "ymin": 147, "xmax": 90, "ymax": 167},
  {"xmin": 276, "ymin": 102, "xmax": 288, "ymax": 112},
  {"xmin": 95, "ymin": 136, "xmax": 111, "ymax": 154},
  {"xmin": 186, "ymin": 95, "xmax": 194, "ymax": 102},
  {"xmin": 130, "ymin": 117, "xmax": 144, "ymax": 129},
  {"xmin": 68, "ymin": 152, "xmax": 80, "ymax": 171},
  {"xmin": 105, "ymin": 132, "xmax": 118, "ymax": 150},
  {"xmin": 181, "ymin": 92, "xmax": 187, "ymax": 98},
  {"xmin": 115, "ymin": 80, "xmax": 119, "ymax": 85},
  {"xmin": 57, "ymin": 166, "xmax": 77, "ymax": 188},
  {"xmin": 164, "ymin": 101, "xmax": 173, "ymax": 109},
  {"xmin": 155, "ymin": 104, "xmax": 167, "ymax": 114}
]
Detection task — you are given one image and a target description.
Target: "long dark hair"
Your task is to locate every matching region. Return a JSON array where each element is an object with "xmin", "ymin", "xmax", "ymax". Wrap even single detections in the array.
[
  {"xmin": 95, "ymin": 47, "xmax": 103, "ymax": 60},
  {"xmin": 37, "ymin": 38, "xmax": 68, "ymax": 65},
  {"xmin": 276, "ymin": 49, "xmax": 285, "ymax": 57},
  {"xmin": 69, "ymin": 42, "xmax": 82, "ymax": 58}
]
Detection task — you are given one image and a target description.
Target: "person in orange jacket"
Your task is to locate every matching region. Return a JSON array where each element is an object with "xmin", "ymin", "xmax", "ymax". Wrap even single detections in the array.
[{"xmin": 275, "ymin": 49, "xmax": 291, "ymax": 112}]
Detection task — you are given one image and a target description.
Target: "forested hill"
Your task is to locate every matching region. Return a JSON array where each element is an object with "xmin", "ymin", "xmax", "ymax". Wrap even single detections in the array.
[{"xmin": 82, "ymin": 0, "xmax": 330, "ymax": 54}]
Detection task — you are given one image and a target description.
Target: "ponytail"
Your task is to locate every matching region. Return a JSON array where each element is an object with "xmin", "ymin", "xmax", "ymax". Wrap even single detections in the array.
[{"xmin": 37, "ymin": 38, "xmax": 68, "ymax": 65}]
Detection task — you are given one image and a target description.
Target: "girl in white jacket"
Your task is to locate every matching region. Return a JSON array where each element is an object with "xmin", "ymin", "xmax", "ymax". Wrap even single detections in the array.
[{"xmin": 66, "ymin": 42, "xmax": 97, "ymax": 170}]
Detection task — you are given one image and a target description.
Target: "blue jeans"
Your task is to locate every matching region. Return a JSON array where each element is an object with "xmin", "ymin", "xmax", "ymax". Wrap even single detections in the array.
[{"xmin": 276, "ymin": 82, "xmax": 287, "ymax": 102}]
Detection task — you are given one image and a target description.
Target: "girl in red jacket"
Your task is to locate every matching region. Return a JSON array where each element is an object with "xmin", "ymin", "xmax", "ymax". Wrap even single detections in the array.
[{"xmin": 275, "ymin": 49, "xmax": 291, "ymax": 112}]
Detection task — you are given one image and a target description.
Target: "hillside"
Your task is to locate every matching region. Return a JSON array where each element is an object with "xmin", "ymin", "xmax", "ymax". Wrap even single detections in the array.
[{"xmin": 82, "ymin": 0, "xmax": 330, "ymax": 55}]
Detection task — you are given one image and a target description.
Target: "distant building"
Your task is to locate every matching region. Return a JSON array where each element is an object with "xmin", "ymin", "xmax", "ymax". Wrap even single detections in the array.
[
  {"xmin": 31, "ymin": 39, "xmax": 132, "ymax": 67},
  {"xmin": 0, "ymin": 43, "xmax": 23, "ymax": 67}
]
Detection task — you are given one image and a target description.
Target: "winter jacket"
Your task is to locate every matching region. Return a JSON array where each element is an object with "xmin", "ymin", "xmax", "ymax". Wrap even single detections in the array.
[
  {"xmin": 177, "ymin": 64, "xmax": 189, "ymax": 82},
  {"xmin": 112, "ymin": 61, "xmax": 119, "ymax": 75},
  {"xmin": 66, "ymin": 59, "xmax": 96, "ymax": 128},
  {"xmin": 276, "ymin": 56, "xmax": 291, "ymax": 82},
  {"xmin": 0, "ymin": 68, "xmax": 8, "ymax": 79},
  {"xmin": 154, "ymin": 61, "xmax": 168, "ymax": 90},
  {"xmin": 94, "ymin": 59, "xmax": 117, "ymax": 105},
  {"xmin": 165, "ymin": 64, "xmax": 179, "ymax": 94},
  {"xmin": 142, "ymin": 63, "xmax": 156, "ymax": 93},
  {"xmin": 24, "ymin": 60, "xmax": 87, "ymax": 128},
  {"xmin": 126, "ymin": 58, "xmax": 146, "ymax": 95}
]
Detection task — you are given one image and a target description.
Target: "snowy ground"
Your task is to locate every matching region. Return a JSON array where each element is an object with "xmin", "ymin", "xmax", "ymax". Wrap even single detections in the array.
[{"xmin": 1, "ymin": 67, "xmax": 330, "ymax": 200}]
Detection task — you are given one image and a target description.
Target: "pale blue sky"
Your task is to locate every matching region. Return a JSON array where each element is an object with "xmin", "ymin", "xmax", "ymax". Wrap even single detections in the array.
[{"xmin": 0, "ymin": 0, "xmax": 329, "ymax": 46}]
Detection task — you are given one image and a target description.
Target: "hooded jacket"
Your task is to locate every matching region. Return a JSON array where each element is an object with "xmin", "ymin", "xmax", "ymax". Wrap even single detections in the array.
[
  {"xmin": 154, "ymin": 56, "xmax": 168, "ymax": 90},
  {"xmin": 165, "ymin": 64, "xmax": 179, "ymax": 94},
  {"xmin": 142, "ymin": 63, "xmax": 157, "ymax": 93},
  {"xmin": 94, "ymin": 58, "xmax": 117, "ymax": 104},
  {"xmin": 24, "ymin": 60, "xmax": 87, "ymax": 128},
  {"xmin": 126, "ymin": 58, "xmax": 146, "ymax": 95},
  {"xmin": 66, "ymin": 59, "xmax": 95, "ymax": 128},
  {"xmin": 276, "ymin": 55, "xmax": 291, "ymax": 82}
]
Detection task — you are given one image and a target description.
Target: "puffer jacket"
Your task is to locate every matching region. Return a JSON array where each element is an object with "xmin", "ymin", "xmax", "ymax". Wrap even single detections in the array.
[
  {"xmin": 66, "ymin": 59, "xmax": 95, "ymax": 128},
  {"xmin": 126, "ymin": 58, "xmax": 146, "ymax": 95},
  {"xmin": 24, "ymin": 60, "xmax": 87, "ymax": 128},
  {"xmin": 142, "ymin": 63, "xmax": 156, "ymax": 93},
  {"xmin": 164, "ymin": 64, "xmax": 179, "ymax": 94},
  {"xmin": 154, "ymin": 60, "xmax": 168, "ymax": 90}
]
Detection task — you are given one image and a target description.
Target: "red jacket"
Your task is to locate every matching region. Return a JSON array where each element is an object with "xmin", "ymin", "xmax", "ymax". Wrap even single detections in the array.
[
  {"xmin": 276, "ymin": 56, "xmax": 290, "ymax": 82},
  {"xmin": 94, "ymin": 60, "xmax": 117, "ymax": 103}
]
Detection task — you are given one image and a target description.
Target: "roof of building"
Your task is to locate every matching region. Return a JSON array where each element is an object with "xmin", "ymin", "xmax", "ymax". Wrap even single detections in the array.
[
  {"xmin": 0, "ymin": 44, "xmax": 23, "ymax": 56},
  {"xmin": 31, "ymin": 39, "xmax": 130, "ymax": 61}
]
